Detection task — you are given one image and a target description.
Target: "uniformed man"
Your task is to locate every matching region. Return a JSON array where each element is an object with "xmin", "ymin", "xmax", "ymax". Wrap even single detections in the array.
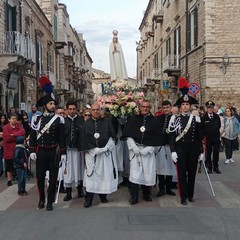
[
  {"xmin": 29, "ymin": 93, "xmax": 66, "ymax": 211},
  {"xmin": 122, "ymin": 100, "xmax": 160, "ymax": 204},
  {"xmin": 156, "ymin": 100, "xmax": 176, "ymax": 197},
  {"xmin": 168, "ymin": 85, "xmax": 204, "ymax": 205},
  {"xmin": 201, "ymin": 101, "xmax": 221, "ymax": 174},
  {"xmin": 79, "ymin": 103, "xmax": 118, "ymax": 208},
  {"xmin": 63, "ymin": 99, "xmax": 85, "ymax": 201}
]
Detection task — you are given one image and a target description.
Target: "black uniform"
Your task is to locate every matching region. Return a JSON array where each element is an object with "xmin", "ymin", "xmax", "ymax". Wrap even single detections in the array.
[
  {"xmin": 169, "ymin": 114, "xmax": 203, "ymax": 202},
  {"xmin": 201, "ymin": 112, "xmax": 221, "ymax": 173},
  {"xmin": 29, "ymin": 113, "xmax": 66, "ymax": 204},
  {"xmin": 64, "ymin": 115, "xmax": 84, "ymax": 200}
]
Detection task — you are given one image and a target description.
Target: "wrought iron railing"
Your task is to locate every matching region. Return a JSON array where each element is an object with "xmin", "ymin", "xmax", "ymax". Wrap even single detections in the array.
[
  {"xmin": 163, "ymin": 54, "xmax": 180, "ymax": 71},
  {"xmin": 0, "ymin": 31, "xmax": 35, "ymax": 61}
]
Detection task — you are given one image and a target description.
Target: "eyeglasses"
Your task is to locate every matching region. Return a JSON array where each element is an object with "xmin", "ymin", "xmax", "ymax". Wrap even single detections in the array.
[
  {"xmin": 91, "ymin": 109, "xmax": 100, "ymax": 111},
  {"xmin": 85, "ymin": 114, "xmax": 91, "ymax": 117}
]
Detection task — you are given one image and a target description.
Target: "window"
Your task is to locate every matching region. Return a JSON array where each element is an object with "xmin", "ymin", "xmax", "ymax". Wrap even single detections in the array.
[
  {"xmin": 47, "ymin": 52, "xmax": 52, "ymax": 72},
  {"xmin": 166, "ymin": 37, "xmax": 171, "ymax": 57},
  {"xmin": 174, "ymin": 25, "xmax": 181, "ymax": 67},
  {"xmin": 187, "ymin": 7, "xmax": 198, "ymax": 51},
  {"xmin": 36, "ymin": 42, "xmax": 43, "ymax": 78},
  {"xmin": 6, "ymin": 3, "xmax": 16, "ymax": 31}
]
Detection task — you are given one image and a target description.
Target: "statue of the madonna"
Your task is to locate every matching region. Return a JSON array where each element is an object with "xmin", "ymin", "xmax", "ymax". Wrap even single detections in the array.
[{"xmin": 109, "ymin": 30, "xmax": 128, "ymax": 84}]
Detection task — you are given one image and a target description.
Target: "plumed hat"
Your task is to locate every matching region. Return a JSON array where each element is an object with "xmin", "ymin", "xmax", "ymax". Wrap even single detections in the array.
[
  {"xmin": 175, "ymin": 77, "xmax": 199, "ymax": 106},
  {"xmin": 37, "ymin": 75, "xmax": 56, "ymax": 107},
  {"xmin": 205, "ymin": 100, "xmax": 215, "ymax": 108},
  {"xmin": 37, "ymin": 92, "xmax": 56, "ymax": 107}
]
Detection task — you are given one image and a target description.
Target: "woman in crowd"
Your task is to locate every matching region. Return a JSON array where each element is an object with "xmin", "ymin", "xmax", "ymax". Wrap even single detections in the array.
[
  {"xmin": 0, "ymin": 114, "xmax": 8, "ymax": 176},
  {"xmin": 222, "ymin": 107, "xmax": 240, "ymax": 164},
  {"xmin": 83, "ymin": 109, "xmax": 91, "ymax": 121}
]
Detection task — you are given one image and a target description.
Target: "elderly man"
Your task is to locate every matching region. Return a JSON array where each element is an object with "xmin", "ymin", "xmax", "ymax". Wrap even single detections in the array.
[
  {"xmin": 79, "ymin": 103, "xmax": 118, "ymax": 208},
  {"xmin": 122, "ymin": 99, "xmax": 160, "ymax": 204}
]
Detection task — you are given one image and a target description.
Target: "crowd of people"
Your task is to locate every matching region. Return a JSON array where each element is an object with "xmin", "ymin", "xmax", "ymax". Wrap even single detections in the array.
[{"xmin": 0, "ymin": 92, "xmax": 240, "ymax": 211}]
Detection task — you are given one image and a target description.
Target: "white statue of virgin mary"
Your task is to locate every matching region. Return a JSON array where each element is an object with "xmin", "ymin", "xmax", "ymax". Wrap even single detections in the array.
[{"xmin": 109, "ymin": 30, "xmax": 128, "ymax": 84}]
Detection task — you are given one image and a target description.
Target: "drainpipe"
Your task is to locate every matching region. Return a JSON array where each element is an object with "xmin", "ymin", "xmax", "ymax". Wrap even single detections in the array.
[{"xmin": 185, "ymin": 0, "xmax": 189, "ymax": 77}]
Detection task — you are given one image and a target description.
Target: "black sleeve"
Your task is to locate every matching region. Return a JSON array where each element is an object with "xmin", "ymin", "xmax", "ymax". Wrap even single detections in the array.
[{"xmin": 29, "ymin": 128, "xmax": 37, "ymax": 154}]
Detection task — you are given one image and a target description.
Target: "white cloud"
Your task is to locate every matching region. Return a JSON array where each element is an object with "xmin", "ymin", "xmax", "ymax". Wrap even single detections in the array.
[{"xmin": 59, "ymin": 0, "xmax": 149, "ymax": 77}]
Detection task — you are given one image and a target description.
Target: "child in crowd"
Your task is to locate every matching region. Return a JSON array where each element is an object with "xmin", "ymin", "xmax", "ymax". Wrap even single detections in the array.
[{"xmin": 13, "ymin": 136, "xmax": 29, "ymax": 196}]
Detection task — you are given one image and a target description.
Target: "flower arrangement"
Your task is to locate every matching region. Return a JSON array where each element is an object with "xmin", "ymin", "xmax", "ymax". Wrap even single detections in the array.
[{"xmin": 97, "ymin": 82, "xmax": 145, "ymax": 118}]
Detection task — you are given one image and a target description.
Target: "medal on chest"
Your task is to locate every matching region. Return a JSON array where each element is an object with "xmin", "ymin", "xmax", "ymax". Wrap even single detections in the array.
[
  {"xmin": 94, "ymin": 133, "xmax": 100, "ymax": 139},
  {"xmin": 140, "ymin": 126, "xmax": 146, "ymax": 133}
]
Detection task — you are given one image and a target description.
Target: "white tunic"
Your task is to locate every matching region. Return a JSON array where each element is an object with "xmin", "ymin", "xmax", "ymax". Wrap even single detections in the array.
[
  {"xmin": 127, "ymin": 138, "xmax": 156, "ymax": 186},
  {"xmin": 84, "ymin": 138, "xmax": 118, "ymax": 194},
  {"xmin": 63, "ymin": 149, "xmax": 84, "ymax": 188},
  {"xmin": 155, "ymin": 145, "xmax": 177, "ymax": 176},
  {"xmin": 115, "ymin": 124, "xmax": 123, "ymax": 172}
]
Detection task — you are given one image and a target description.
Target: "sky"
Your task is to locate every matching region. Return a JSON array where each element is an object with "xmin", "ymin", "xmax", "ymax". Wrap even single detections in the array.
[{"xmin": 59, "ymin": 0, "xmax": 149, "ymax": 78}]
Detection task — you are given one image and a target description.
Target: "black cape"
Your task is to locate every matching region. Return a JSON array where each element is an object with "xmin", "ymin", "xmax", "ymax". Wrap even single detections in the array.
[
  {"xmin": 79, "ymin": 117, "xmax": 117, "ymax": 151},
  {"xmin": 122, "ymin": 114, "xmax": 161, "ymax": 146}
]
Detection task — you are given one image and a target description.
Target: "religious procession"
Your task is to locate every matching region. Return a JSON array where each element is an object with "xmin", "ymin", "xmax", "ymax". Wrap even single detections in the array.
[{"xmin": 1, "ymin": 30, "xmax": 240, "ymax": 213}]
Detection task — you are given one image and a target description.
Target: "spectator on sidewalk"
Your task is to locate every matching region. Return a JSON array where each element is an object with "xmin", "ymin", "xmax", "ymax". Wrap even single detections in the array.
[
  {"xmin": 13, "ymin": 136, "xmax": 29, "ymax": 196},
  {"xmin": 3, "ymin": 113, "xmax": 25, "ymax": 186},
  {"xmin": 222, "ymin": 107, "xmax": 240, "ymax": 164}
]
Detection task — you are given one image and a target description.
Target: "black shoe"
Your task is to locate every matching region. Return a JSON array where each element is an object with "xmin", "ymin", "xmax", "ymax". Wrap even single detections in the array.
[
  {"xmin": 84, "ymin": 201, "xmax": 92, "ymax": 208},
  {"xmin": 143, "ymin": 195, "xmax": 152, "ymax": 202},
  {"xmin": 101, "ymin": 198, "xmax": 108, "ymax": 203},
  {"xmin": 7, "ymin": 181, "xmax": 12, "ymax": 186},
  {"xmin": 181, "ymin": 199, "xmax": 187, "ymax": 205},
  {"xmin": 38, "ymin": 201, "xmax": 45, "ymax": 209},
  {"xmin": 166, "ymin": 189, "xmax": 176, "ymax": 196},
  {"xmin": 63, "ymin": 194, "xmax": 72, "ymax": 201},
  {"xmin": 207, "ymin": 169, "xmax": 213, "ymax": 174},
  {"xmin": 46, "ymin": 202, "xmax": 53, "ymax": 211},
  {"xmin": 129, "ymin": 198, "xmax": 139, "ymax": 205},
  {"xmin": 0, "ymin": 170, "xmax": 3, "ymax": 177},
  {"xmin": 59, "ymin": 188, "xmax": 67, "ymax": 194},
  {"xmin": 214, "ymin": 168, "xmax": 221, "ymax": 174},
  {"xmin": 157, "ymin": 190, "xmax": 165, "ymax": 197},
  {"xmin": 188, "ymin": 198, "xmax": 195, "ymax": 203}
]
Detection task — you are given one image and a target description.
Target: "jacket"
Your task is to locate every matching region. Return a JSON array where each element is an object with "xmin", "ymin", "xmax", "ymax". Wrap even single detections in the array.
[
  {"xmin": 3, "ymin": 123, "xmax": 25, "ymax": 160},
  {"xmin": 223, "ymin": 116, "xmax": 240, "ymax": 140},
  {"xmin": 13, "ymin": 144, "xmax": 29, "ymax": 169}
]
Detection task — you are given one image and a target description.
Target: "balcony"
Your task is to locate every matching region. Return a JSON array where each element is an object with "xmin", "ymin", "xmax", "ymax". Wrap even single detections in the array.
[
  {"xmin": 0, "ymin": 31, "xmax": 35, "ymax": 73},
  {"xmin": 163, "ymin": 54, "xmax": 181, "ymax": 76},
  {"xmin": 152, "ymin": 11, "xmax": 164, "ymax": 23}
]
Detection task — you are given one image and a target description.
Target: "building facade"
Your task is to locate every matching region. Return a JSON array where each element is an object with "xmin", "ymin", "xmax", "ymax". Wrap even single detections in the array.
[
  {"xmin": 0, "ymin": 0, "xmax": 93, "ymax": 113},
  {"xmin": 137, "ymin": 0, "xmax": 240, "ymax": 107}
]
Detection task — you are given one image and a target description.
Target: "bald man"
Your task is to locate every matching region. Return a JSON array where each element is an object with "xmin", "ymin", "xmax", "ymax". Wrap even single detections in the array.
[{"xmin": 79, "ymin": 103, "xmax": 118, "ymax": 208}]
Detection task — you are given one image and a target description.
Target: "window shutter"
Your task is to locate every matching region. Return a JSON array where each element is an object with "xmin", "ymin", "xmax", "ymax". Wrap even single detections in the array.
[
  {"xmin": 12, "ymin": 6, "xmax": 17, "ymax": 31},
  {"xmin": 187, "ymin": 13, "xmax": 191, "ymax": 51},
  {"xmin": 194, "ymin": 7, "xmax": 198, "ymax": 47},
  {"xmin": 174, "ymin": 29, "xmax": 177, "ymax": 55},
  {"xmin": 178, "ymin": 25, "xmax": 181, "ymax": 54}
]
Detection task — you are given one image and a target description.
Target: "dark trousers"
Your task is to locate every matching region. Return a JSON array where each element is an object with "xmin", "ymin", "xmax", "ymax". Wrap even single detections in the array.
[
  {"xmin": 16, "ymin": 168, "xmax": 26, "ymax": 193},
  {"xmin": 85, "ymin": 192, "xmax": 107, "ymax": 204},
  {"xmin": 205, "ymin": 138, "xmax": 220, "ymax": 169},
  {"xmin": 176, "ymin": 143, "xmax": 198, "ymax": 200},
  {"xmin": 36, "ymin": 147, "xmax": 58, "ymax": 203},
  {"xmin": 129, "ymin": 182, "xmax": 151, "ymax": 200},
  {"xmin": 224, "ymin": 138, "xmax": 235, "ymax": 159},
  {"xmin": 158, "ymin": 175, "xmax": 173, "ymax": 191}
]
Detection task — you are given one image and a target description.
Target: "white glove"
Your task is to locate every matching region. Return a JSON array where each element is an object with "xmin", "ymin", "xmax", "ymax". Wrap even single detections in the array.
[
  {"xmin": 98, "ymin": 147, "xmax": 108, "ymax": 154},
  {"xmin": 198, "ymin": 153, "xmax": 204, "ymax": 162},
  {"xmin": 94, "ymin": 148, "xmax": 101, "ymax": 155},
  {"xmin": 171, "ymin": 152, "xmax": 178, "ymax": 163},
  {"xmin": 30, "ymin": 153, "xmax": 37, "ymax": 161},
  {"xmin": 61, "ymin": 154, "xmax": 67, "ymax": 163},
  {"xmin": 140, "ymin": 147, "xmax": 155, "ymax": 155},
  {"xmin": 133, "ymin": 147, "xmax": 140, "ymax": 157}
]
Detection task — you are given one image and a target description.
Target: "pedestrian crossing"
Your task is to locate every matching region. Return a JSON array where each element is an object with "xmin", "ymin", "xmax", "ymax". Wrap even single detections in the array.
[{"xmin": 0, "ymin": 179, "xmax": 240, "ymax": 211}]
